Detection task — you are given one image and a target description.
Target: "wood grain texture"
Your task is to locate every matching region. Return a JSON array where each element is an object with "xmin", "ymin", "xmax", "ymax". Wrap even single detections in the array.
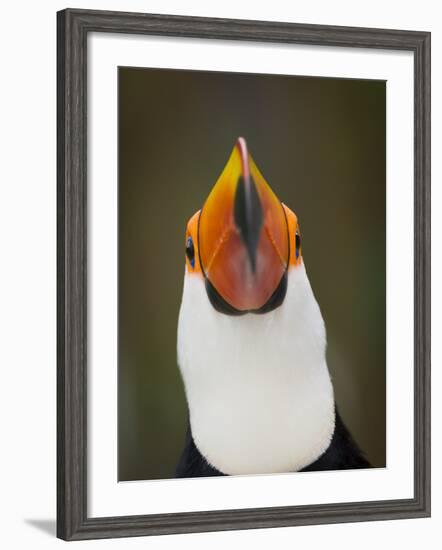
[{"xmin": 56, "ymin": 8, "xmax": 431, "ymax": 541}]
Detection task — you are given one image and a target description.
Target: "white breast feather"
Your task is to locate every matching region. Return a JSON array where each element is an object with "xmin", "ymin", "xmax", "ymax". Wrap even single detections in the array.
[{"xmin": 177, "ymin": 263, "xmax": 335, "ymax": 475}]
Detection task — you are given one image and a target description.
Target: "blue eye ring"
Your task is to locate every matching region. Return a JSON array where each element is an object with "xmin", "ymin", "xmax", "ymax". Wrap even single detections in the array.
[{"xmin": 186, "ymin": 236, "xmax": 195, "ymax": 268}]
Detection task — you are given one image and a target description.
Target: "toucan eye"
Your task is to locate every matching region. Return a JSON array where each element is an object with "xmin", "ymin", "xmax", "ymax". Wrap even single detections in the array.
[
  {"xmin": 186, "ymin": 236, "xmax": 195, "ymax": 268},
  {"xmin": 295, "ymin": 228, "xmax": 301, "ymax": 260}
]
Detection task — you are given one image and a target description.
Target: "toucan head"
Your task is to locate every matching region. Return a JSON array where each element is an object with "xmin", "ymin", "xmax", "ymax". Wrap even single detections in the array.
[{"xmin": 184, "ymin": 137, "xmax": 302, "ymax": 315}]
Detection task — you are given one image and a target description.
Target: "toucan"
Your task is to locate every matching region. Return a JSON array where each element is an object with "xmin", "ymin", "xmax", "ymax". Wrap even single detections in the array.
[{"xmin": 176, "ymin": 137, "xmax": 370, "ymax": 477}]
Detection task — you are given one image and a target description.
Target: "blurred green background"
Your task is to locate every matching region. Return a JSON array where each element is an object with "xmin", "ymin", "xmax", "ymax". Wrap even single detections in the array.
[{"xmin": 118, "ymin": 67, "xmax": 386, "ymax": 481}]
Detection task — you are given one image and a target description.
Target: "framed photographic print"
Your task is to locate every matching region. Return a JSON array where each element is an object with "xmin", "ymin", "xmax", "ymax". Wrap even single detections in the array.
[{"xmin": 57, "ymin": 8, "xmax": 431, "ymax": 541}]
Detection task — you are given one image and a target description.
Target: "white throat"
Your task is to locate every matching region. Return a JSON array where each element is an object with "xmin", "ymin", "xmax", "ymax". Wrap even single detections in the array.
[{"xmin": 177, "ymin": 264, "xmax": 335, "ymax": 475}]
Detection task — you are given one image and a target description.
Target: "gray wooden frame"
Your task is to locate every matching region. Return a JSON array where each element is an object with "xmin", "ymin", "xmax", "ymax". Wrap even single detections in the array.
[{"xmin": 57, "ymin": 8, "xmax": 431, "ymax": 541}]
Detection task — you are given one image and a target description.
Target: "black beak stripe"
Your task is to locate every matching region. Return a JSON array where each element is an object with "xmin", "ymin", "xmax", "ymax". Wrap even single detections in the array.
[{"xmin": 233, "ymin": 175, "xmax": 263, "ymax": 273}]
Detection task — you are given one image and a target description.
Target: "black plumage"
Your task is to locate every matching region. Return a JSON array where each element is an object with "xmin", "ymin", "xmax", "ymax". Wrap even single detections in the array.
[{"xmin": 175, "ymin": 408, "xmax": 370, "ymax": 478}]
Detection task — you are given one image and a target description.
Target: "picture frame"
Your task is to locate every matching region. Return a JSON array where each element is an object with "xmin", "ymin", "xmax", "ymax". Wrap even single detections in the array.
[{"xmin": 57, "ymin": 8, "xmax": 431, "ymax": 541}]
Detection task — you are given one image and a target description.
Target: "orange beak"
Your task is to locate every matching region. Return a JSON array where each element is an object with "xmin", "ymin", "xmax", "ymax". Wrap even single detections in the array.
[{"xmin": 198, "ymin": 137, "xmax": 289, "ymax": 313}]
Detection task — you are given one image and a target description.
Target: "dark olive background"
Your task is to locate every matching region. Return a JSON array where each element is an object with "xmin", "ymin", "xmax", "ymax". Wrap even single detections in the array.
[{"xmin": 118, "ymin": 67, "xmax": 386, "ymax": 481}]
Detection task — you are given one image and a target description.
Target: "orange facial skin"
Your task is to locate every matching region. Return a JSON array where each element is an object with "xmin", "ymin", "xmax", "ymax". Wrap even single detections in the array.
[
  {"xmin": 282, "ymin": 202, "xmax": 302, "ymax": 269},
  {"xmin": 185, "ymin": 210, "xmax": 203, "ymax": 274},
  {"xmin": 184, "ymin": 138, "xmax": 302, "ymax": 311}
]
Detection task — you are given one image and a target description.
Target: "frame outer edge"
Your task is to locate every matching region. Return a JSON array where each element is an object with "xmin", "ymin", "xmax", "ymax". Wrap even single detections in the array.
[
  {"xmin": 57, "ymin": 8, "xmax": 88, "ymax": 540},
  {"xmin": 414, "ymin": 31, "xmax": 431, "ymax": 517},
  {"xmin": 56, "ymin": 8, "xmax": 67, "ymax": 540},
  {"xmin": 63, "ymin": 8, "xmax": 430, "ymax": 48}
]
